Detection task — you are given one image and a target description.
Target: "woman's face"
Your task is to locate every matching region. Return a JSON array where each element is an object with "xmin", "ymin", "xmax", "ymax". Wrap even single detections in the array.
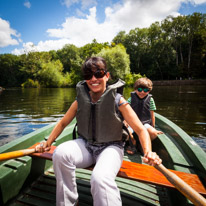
[
  {"xmin": 86, "ymin": 71, "xmax": 109, "ymax": 94},
  {"xmin": 85, "ymin": 62, "xmax": 109, "ymax": 94}
]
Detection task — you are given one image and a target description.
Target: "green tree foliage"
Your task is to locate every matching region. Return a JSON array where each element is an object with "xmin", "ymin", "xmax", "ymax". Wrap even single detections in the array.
[
  {"xmin": 49, "ymin": 50, "xmax": 59, "ymax": 61},
  {"xmin": 113, "ymin": 12, "xmax": 206, "ymax": 79},
  {"xmin": 124, "ymin": 73, "xmax": 143, "ymax": 86},
  {"xmin": 160, "ymin": 13, "xmax": 206, "ymax": 78},
  {"xmin": 21, "ymin": 78, "xmax": 40, "ymax": 88},
  {"xmin": 112, "ymin": 31, "xmax": 127, "ymax": 45},
  {"xmin": 37, "ymin": 60, "xmax": 65, "ymax": 87},
  {"xmin": 185, "ymin": 13, "xmax": 206, "ymax": 78},
  {"xmin": 56, "ymin": 44, "xmax": 80, "ymax": 73},
  {"xmin": 19, "ymin": 51, "xmax": 52, "ymax": 80},
  {"xmin": 147, "ymin": 22, "xmax": 177, "ymax": 79},
  {"xmin": 79, "ymin": 39, "xmax": 110, "ymax": 59},
  {"xmin": 124, "ymin": 28, "xmax": 150, "ymax": 75},
  {"xmin": 96, "ymin": 44, "xmax": 130, "ymax": 81},
  {"xmin": 63, "ymin": 56, "xmax": 84, "ymax": 87},
  {"xmin": 0, "ymin": 12, "xmax": 205, "ymax": 87},
  {"xmin": 0, "ymin": 54, "xmax": 23, "ymax": 86}
]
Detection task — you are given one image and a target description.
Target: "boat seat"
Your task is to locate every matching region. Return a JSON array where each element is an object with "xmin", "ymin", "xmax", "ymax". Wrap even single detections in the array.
[{"xmin": 30, "ymin": 144, "xmax": 206, "ymax": 195}]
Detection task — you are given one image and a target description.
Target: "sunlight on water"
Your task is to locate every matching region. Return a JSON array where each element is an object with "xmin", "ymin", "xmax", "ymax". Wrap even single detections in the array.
[{"xmin": 0, "ymin": 86, "xmax": 205, "ymax": 150}]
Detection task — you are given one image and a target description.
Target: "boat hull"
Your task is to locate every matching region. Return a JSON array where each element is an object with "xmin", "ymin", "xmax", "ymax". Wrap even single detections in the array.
[{"xmin": 0, "ymin": 115, "xmax": 205, "ymax": 205}]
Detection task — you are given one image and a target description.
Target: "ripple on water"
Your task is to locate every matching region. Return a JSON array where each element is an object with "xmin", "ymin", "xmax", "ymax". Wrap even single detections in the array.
[{"xmin": 192, "ymin": 137, "xmax": 206, "ymax": 152}]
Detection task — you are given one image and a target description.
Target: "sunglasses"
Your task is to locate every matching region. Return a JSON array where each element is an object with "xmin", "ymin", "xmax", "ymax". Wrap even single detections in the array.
[
  {"xmin": 83, "ymin": 69, "xmax": 107, "ymax": 80},
  {"xmin": 137, "ymin": 87, "xmax": 150, "ymax": 93}
]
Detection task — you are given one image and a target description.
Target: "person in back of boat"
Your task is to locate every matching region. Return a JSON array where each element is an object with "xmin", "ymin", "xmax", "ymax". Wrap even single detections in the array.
[
  {"xmin": 36, "ymin": 57, "xmax": 162, "ymax": 206},
  {"xmin": 125, "ymin": 77, "xmax": 163, "ymax": 155}
]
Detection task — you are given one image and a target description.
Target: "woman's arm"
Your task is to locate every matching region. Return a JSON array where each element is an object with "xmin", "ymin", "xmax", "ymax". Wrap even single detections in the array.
[
  {"xmin": 36, "ymin": 100, "xmax": 78, "ymax": 152},
  {"xmin": 119, "ymin": 98, "xmax": 151, "ymax": 155},
  {"xmin": 150, "ymin": 110, "xmax": 155, "ymax": 127},
  {"xmin": 119, "ymin": 97, "xmax": 161, "ymax": 165}
]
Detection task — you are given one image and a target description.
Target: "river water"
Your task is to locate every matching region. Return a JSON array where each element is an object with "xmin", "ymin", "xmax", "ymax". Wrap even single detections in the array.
[{"xmin": 0, "ymin": 85, "xmax": 206, "ymax": 151}]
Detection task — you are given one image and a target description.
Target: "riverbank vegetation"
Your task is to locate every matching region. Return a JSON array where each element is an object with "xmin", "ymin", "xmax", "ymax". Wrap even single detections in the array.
[{"xmin": 0, "ymin": 12, "xmax": 205, "ymax": 88}]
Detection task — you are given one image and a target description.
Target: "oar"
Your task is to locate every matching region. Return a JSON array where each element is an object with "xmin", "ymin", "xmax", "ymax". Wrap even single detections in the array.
[
  {"xmin": 1, "ymin": 146, "xmax": 206, "ymax": 206},
  {"xmin": 0, "ymin": 148, "xmax": 36, "ymax": 161},
  {"xmin": 155, "ymin": 164, "xmax": 206, "ymax": 206}
]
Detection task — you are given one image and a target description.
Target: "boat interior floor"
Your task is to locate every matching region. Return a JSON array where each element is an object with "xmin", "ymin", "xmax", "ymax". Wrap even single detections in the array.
[{"xmin": 6, "ymin": 152, "xmax": 172, "ymax": 206}]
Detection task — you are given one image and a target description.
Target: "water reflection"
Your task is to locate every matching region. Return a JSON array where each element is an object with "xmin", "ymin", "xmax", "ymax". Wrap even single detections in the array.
[
  {"xmin": 0, "ymin": 88, "xmax": 76, "ymax": 146},
  {"xmin": 151, "ymin": 85, "xmax": 206, "ymax": 139},
  {"xmin": 0, "ymin": 86, "xmax": 205, "ymax": 150}
]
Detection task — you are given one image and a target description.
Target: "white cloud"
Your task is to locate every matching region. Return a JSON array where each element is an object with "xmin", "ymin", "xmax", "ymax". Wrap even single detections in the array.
[
  {"xmin": 12, "ymin": 39, "xmax": 71, "ymax": 55},
  {"xmin": 46, "ymin": 0, "xmax": 182, "ymax": 48},
  {"xmin": 81, "ymin": 0, "xmax": 97, "ymax": 9},
  {"xmin": 36, "ymin": 39, "xmax": 71, "ymax": 51},
  {"xmin": 0, "ymin": 18, "xmax": 21, "ymax": 47},
  {"xmin": 24, "ymin": 1, "xmax": 31, "ymax": 9},
  {"xmin": 61, "ymin": 0, "xmax": 97, "ymax": 9},
  {"xmin": 76, "ymin": 8, "xmax": 86, "ymax": 17},
  {"xmin": 11, "ymin": 0, "xmax": 206, "ymax": 54},
  {"xmin": 103, "ymin": 0, "xmax": 181, "ymax": 31},
  {"xmin": 12, "ymin": 42, "xmax": 35, "ymax": 55},
  {"xmin": 61, "ymin": 0, "xmax": 79, "ymax": 8},
  {"xmin": 47, "ymin": 7, "xmax": 117, "ymax": 47},
  {"xmin": 191, "ymin": 0, "xmax": 206, "ymax": 4}
]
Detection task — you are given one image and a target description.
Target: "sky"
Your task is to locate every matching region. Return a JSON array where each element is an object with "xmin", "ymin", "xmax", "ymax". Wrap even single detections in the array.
[{"xmin": 0, "ymin": 0, "xmax": 206, "ymax": 55}]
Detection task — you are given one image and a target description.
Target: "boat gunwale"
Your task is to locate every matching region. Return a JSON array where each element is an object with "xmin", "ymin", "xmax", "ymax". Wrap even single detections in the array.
[{"xmin": 155, "ymin": 112, "xmax": 206, "ymax": 174}]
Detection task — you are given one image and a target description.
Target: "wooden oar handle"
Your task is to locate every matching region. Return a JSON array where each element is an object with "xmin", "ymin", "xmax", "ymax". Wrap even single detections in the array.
[
  {"xmin": 0, "ymin": 148, "xmax": 36, "ymax": 161},
  {"xmin": 155, "ymin": 164, "xmax": 206, "ymax": 206}
]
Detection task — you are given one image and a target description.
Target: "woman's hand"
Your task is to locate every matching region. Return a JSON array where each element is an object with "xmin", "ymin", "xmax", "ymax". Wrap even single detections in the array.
[
  {"xmin": 35, "ymin": 141, "xmax": 51, "ymax": 153},
  {"xmin": 142, "ymin": 151, "xmax": 162, "ymax": 166}
]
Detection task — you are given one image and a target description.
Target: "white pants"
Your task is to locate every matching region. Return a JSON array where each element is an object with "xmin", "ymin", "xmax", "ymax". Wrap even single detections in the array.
[{"xmin": 53, "ymin": 138, "xmax": 124, "ymax": 206}]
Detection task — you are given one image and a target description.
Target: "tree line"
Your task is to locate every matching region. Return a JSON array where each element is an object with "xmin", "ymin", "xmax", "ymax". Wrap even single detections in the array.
[{"xmin": 0, "ymin": 12, "xmax": 205, "ymax": 88}]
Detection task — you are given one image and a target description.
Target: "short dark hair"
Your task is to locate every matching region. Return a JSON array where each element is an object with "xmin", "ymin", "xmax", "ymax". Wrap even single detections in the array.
[{"xmin": 82, "ymin": 57, "xmax": 107, "ymax": 74}]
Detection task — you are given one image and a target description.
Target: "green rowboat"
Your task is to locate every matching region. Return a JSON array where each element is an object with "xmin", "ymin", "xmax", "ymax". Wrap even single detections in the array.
[{"xmin": 0, "ymin": 114, "xmax": 206, "ymax": 205}]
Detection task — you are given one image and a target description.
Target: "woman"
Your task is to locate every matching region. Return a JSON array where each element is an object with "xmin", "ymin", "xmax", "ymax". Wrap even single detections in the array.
[{"xmin": 36, "ymin": 57, "xmax": 162, "ymax": 206}]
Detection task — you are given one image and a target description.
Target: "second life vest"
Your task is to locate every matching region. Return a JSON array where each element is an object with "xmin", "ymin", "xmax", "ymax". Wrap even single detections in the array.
[{"xmin": 130, "ymin": 92, "xmax": 152, "ymax": 125}]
